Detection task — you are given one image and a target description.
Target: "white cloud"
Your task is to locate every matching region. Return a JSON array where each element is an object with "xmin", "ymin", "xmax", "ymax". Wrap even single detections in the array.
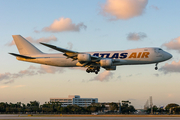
[
  {"xmin": 0, "ymin": 65, "xmax": 64, "ymax": 83},
  {"xmin": 90, "ymin": 71, "xmax": 114, "ymax": 82},
  {"xmin": 38, "ymin": 65, "xmax": 64, "ymax": 74},
  {"xmin": 159, "ymin": 61, "xmax": 180, "ymax": 74},
  {"xmin": 7, "ymin": 35, "xmax": 57, "ymax": 46},
  {"xmin": 127, "ymin": 32, "xmax": 147, "ymax": 41},
  {"xmin": 162, "ymin": 37, "xmax": 180, "ymax": 52},
  {"xmin": 100, "ymin": 0, "xmax": 148, "ymax": 20},
  {"xmin": 42, "ymin": 17, "xmax": 87, "ymax": 32}
]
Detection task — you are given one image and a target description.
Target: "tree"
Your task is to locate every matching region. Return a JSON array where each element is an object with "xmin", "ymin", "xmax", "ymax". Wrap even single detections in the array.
[
  {"xmin": 172, "ymin": 106, "xmax": 180, "ymax": 114},
  {"xmin": 109, "ymin": 102, "xmax": 118, "ymax": 111},
  {"xmin": 165, "ymin": 103, "xmax": 179, "ymax": 111},
  {"xmin": 121, "ymin": 101, "xmax": 136, "ymax": 114},
  {"xmin": 89, "ymin": 106, "xmax": 97, "ymax": 113}
]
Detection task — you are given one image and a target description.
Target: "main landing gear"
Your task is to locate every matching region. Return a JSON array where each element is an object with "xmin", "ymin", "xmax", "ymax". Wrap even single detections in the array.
[
  {"xmin": 155, "ymin": 63, "xmax": 158, "ymax": 70},
  {"xmin": 86, "ymin": 67, "xmax": 100, "ymax": 74}
]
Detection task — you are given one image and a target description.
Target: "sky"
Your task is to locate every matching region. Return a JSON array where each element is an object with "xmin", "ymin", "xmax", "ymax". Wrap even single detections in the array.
[{"xmin": 1, "ymin": 0, "xmax": 180, "ymax": 109}]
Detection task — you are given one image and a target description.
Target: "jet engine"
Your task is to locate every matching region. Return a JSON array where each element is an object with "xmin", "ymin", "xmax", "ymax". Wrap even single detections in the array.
[
  {"xmin": 100, "ymin": 59, "xmax": 112, "ymax": 67},
  {"xmin": 77, "ymin": 53, "xmax": 91, "ymax": 62}
]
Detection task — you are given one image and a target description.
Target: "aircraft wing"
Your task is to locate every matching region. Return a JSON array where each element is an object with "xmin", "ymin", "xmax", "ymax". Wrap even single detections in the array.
[
  {"xmin": 40, "ymin": 42, "xmax": 78, "ymax": 54},
  {"xmin": 40, "ymin": 42, "xmax": 100, "ymax": 62}
]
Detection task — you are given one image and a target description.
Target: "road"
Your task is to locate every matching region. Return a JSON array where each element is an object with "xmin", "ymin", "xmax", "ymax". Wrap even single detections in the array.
[{"xmin": 0, "ymin": 114, "xmax": 180, "ymax": 120}]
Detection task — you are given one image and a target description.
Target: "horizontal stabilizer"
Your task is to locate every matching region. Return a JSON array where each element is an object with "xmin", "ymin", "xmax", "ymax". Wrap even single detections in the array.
[{"xmin": 9, "ymin": 53, "xmax": 36, "ymax": 59}]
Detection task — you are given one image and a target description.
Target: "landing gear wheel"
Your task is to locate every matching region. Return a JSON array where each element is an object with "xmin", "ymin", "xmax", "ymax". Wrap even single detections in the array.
[
  {"xmin": 155, "ymin": 63, "xmax": 158, "ymax": 70},
  {"xmin": 86, "ymin": 67, "xmax": 100, "ymax": 74},
  {"xmin": 86, "ymin": 69, "xmax": 90, "ymax": 73},
  {"xmin": 95, "ymin": 70, "xmax": 98, "ymax": 74},
  {"xmin": 155, "ymin": 66, "xmax": 158, "ymax": 70}
]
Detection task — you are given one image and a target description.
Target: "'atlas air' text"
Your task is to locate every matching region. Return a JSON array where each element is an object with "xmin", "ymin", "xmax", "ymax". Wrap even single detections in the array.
[{"xmin": 92, "ymin": 52, "xmax": 150, "ymax": 59}]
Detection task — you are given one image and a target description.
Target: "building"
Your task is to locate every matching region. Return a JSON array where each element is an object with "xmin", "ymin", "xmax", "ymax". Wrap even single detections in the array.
[{"xmin": 50, "ymin": 95, "xmax": 98, "ymax": 107}]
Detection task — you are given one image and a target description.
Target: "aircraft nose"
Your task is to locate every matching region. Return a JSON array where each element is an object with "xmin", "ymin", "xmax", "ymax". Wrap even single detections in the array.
[{"xmin": 165, "ymin": 52, "xmax": 172, "ymax": 60}]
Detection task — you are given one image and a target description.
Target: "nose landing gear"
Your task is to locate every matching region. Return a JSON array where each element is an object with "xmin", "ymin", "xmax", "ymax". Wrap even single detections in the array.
[
  {"xmin": 155, "ymin": 63, "xmax": 158, "ymax": 70},
  {"xmin": 86, "ymin": 67, "xmax": 100, "ymax": 74}
]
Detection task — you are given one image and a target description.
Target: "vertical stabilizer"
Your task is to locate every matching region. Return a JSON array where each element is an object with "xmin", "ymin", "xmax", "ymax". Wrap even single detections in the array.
[{"xmin": 12, "ymin": 35, "xmax": 43, "ymax": 55}]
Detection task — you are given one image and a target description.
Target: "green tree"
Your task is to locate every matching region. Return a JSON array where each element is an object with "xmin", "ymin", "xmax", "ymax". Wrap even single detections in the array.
[
  {"xmin": 165, "ymin": 103, "xmax": 179, "ymax": 111},
  {"xmin": 172, "ymin": 106, "xmax": 180, "ymax": 114},
  {"xmin": 121, "ymin": 101, "xmax": 136, "ymax": 114},
  {"xmin": 109, "ymin": 102, "xmax": 118, "ymax": 111}
]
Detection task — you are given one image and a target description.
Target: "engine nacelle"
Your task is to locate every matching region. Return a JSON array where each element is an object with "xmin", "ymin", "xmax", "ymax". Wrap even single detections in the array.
[
  {"xmin": 103, "ymin": 66, "xmax": 116, "ymax": 70},
  {"xmin": 100, "ymin": 59, "xmax": 112, "ymax": 67},
  {"xmin": 77, "ymin": 53, "xmax": 91, "ymax": 62}
]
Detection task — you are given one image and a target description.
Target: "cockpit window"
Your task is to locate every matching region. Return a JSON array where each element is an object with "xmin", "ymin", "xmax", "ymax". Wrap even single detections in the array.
[{"xmin": 159, "ymin": 48, "xmax": 162, "ymax": 50}]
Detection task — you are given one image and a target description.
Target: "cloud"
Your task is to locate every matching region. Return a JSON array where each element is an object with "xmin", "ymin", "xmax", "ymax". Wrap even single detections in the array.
[
  {"xmin": 127, "ymin": 32, "xmax": 147, "ymax": 41},
  {"xmin": 162, "ymin": 37, "xmax": 180, "ymax": 52},
  {"xmin": 90, "ymin": 71, "xmax": 114, "ymax": 82},
  {"xmin": 100, "ymin": 0, "xmax": 148, "ymax": 20},
  {"xmin": 159, "ymin": 61, "xmax": 180, "ymax": 74},
  {"xmin": 0, "ymin": 85, "xmax": 9, "ymax": 89},
  {"xmin": 0, "ymin": 85, "xmax": 26, "ymax": 89},
  {"xmin": 0, "ymin": 73, "xmax": 11, "ymax": 81},
  {"xmin": 38, "ymin": 65, "xmax": 64, "ymax": 74},
  {"xmin": 42, "ymin": 17, "xmax": 87, "ymax": 32},
  {"xmin": 0, "ymin": 65, "xmax": 64, "ymax": 83},
  {"xmin": 7, "ymin": 35, "xmax": 57, "ymax": 46},
  {"xmin": 150, "ymin": 5, "xmax": 159, "ymax": 10}
]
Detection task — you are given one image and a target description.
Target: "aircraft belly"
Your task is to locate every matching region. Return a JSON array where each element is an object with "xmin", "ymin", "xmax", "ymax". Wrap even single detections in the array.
[{"xmin": 37, "ymin": 58, "xmax": 77, "ymax": 67}]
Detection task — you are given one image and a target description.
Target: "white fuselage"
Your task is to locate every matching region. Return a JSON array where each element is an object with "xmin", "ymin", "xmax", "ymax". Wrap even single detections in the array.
[{"xmin": 16, "ymin": 47, "xmax": 172, "ymax": 67}]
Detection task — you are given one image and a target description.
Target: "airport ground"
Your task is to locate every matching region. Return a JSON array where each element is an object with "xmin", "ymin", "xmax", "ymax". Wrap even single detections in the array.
[{"xmin": 1, "ymin": 114, "xmax": 180, "ymax": 120}]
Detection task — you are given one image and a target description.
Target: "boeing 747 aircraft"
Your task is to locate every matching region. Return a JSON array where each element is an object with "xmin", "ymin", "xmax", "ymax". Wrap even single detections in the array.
[{"xmin": 10, "ymin": 35, "xmax": 172, "ymax": 74}]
